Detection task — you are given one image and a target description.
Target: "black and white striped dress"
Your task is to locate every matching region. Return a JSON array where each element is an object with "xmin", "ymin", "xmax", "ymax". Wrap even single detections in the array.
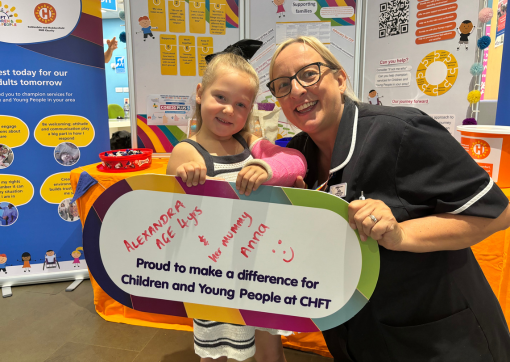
[
  {"xmin": 181, "ymin": 133, "xmax": 254, "ymax": 182},
  {"xmin": 181, "ymin": 133, "xmax": 292, "ymax": 360}
]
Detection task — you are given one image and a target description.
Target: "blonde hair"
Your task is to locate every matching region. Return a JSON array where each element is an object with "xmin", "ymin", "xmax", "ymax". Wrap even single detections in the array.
[
  {"xmin": 73, "ymin": 247, "xmax": 83, "ymax": 256},
  {"xmin": 268, "ymin": 36, "xmax": 359, "ymax": 103},
  {"xmin": 193, "ymin": 52, "xmax": 260, "ymax": 134}
]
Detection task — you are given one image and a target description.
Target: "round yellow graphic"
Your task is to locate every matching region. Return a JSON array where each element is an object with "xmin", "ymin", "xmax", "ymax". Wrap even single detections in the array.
[{"xmin": 416, "ymin": 50, "xmax": 458, "ymax": 96}]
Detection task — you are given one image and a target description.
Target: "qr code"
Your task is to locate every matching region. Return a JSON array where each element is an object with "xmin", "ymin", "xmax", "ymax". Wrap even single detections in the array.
[{"xmin": 379, "ymin": 0, "xmax": 409, "ymax": 38}]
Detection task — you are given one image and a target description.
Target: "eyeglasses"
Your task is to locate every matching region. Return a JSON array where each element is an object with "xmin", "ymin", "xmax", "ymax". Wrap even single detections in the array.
[{"xmin": 266, "ymin": 62, "xmax": 337, "ymax": 98}]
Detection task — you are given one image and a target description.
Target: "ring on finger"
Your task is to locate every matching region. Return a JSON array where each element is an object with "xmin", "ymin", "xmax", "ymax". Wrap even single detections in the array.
[{"xmin": 369, "ymin": 214, "xmax": 378, "ymax": 224}]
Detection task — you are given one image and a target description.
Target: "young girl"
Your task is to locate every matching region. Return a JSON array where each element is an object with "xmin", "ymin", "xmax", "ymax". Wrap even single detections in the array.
[{"xmin": 166, "ymin": 50, "xmax": 306, "ymax": 361}]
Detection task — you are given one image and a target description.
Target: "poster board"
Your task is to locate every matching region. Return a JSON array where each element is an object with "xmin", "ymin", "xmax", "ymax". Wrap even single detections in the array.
[
  {"xmin": 127, "ymin": 0, "xmax": 241, "ymax": 154},
  {"xmin": 0, "ymin": 0, "xmax": 109, "ymax": 287},
  {"xmin": 362, "ymin": 0, "xmax": 480, "ymax": 139},
  {"xmin": 83, "ymin": 174, "xmax": 379, "ymax": 331}
]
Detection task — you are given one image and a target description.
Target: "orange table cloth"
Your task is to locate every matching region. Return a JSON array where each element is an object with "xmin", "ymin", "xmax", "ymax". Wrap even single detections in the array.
[
  {"xmin": 70, "ymin": 159, "xmax": 332, "ymax": 358},
  {"xmin": 71, "ymin": 160, "xmax": 510, "ymax": 358}
]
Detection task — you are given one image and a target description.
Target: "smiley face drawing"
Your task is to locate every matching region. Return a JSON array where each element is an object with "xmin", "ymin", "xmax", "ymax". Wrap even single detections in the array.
[{"xmin": 272, "ymin": 240, "xmax": 294, "ymax": 263}]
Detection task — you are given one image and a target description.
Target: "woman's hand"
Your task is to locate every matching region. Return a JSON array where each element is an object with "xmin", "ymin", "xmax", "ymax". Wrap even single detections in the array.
[
  {"xmin": 236, "ymin": 165, "xmax": 268, "ymax": 196},
  {"xmin": 176, "ymin": 161, "xmax": 207, "ymax": 187},
  {"xmin": 348, "ymin": 199, "xmax": 406, "ymax": 251}
]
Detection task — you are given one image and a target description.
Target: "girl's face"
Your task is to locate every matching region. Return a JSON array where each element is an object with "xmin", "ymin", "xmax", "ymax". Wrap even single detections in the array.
[
  {"xmin": 271, "ymin": 43, "xmax": 346, "ymax": 136},
  {"xmin": 22, "ymin": 255, "xmax": 30, "ymax": 261},
  {"xmin": 72, "ymin": 251, "xmax": 81, "ymax": 258},
  {"xmin": 196, "ymin": 68, "xmax": 256, "ymax": 139}
]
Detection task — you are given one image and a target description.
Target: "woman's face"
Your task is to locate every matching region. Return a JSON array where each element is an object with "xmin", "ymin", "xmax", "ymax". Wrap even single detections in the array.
[{"xmin": 271, "ymin": 43, "xmax": 346, "ymax": 135}]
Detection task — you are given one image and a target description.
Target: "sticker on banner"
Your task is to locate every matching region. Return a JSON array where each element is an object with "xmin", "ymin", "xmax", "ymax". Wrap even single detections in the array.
[
  {"xmin": 0, "ymin": 0, "xmax": 81, "ymax": 45},
  {"xmin": 430, "ymin": 114, "xmax": 455, "ymax": 135},
  {"xmin": 34, "ymin": 115, "xmax": 95, "ymax": 147},
  {"xmin": 40, "ymin": 172, "xmax": 74, "ymax": 204},
  {"xmin": 0, "ymin": 175, "xmax": 34, "ymax": 206},
  {"xmin": 320, "ymin": 6, "xmax": 354, "ymax": 18},
  {"xmin": 0, "ymin": 116, "xmax": 30, "ymax": 148},
  {"xmin": 292, "ymin": 1, "xmax": 317, "ymax": 14},
  {"xmin": 375, "ymin": 72, "xmax": 411, "ymax": 87},
  {"xmin": 147, "ymin": 95, "xmax": 193, "ymax": 126}
]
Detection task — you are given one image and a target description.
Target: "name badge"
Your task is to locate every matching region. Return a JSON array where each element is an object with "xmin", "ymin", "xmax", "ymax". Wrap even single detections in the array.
[{"xmin": 330, "ymin": 183, "xmax": 347, "ymax": 198}]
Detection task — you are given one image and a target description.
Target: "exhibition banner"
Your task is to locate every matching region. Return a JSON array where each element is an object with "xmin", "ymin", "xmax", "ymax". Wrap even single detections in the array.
[
  {"xmin": 362, "ymin": 0, "xmax": 480, "ymax": 139},
  {"xmin": 0, "ymin": 0, "xmax": 109, "ymax": 282},
  {"xmin": 83, "ymin": 175, "xmax": 380, "ymax": 332},
  {"xmin": 128, "ymin": 0, "xmax": 241, "ymax": 153}
]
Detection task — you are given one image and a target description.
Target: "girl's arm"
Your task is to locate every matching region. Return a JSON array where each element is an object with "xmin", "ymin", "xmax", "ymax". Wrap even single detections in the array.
[
  {"xmin": 166, "ymin": 143, "xmax": 208, "ymax": 187},
  {"xmin": 242, "ymin": 133, "xmax": 307, "ymax": 187}
]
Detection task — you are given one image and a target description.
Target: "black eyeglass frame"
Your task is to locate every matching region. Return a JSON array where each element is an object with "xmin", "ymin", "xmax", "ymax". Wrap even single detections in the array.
[{"xmin": 266, "ymin": 62, "xmax": 337, "ymax": 98}]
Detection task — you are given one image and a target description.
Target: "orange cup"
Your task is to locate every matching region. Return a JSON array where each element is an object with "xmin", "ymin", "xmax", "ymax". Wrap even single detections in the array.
[{"xmin": 457, "ymin": 125, "xmax": 510, "ymax": 188}]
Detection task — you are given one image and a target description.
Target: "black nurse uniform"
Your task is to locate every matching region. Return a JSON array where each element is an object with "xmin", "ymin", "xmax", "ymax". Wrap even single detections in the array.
[{"xmin": 288, "ymin": 98, "xmax": 510, "ymax": 362}]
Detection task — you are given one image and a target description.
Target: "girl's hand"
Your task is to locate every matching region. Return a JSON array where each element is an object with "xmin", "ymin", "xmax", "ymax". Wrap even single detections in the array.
[
  {"xmin": 348, "ymin": 199, "xmax": 405, "ymax": 251},
  {"xmin": 236, "ymin": 165, "xmax": 268, "ymax": 196},
  {"xmin": 176, "ymin": 162, "xmax": 207, "ymax": 187}
]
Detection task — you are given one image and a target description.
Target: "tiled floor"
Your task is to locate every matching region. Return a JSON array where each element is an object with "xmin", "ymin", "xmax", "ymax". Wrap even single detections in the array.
[{"xmin": 0, "ymin": 280, "xmax": 332, "ymax": 362}]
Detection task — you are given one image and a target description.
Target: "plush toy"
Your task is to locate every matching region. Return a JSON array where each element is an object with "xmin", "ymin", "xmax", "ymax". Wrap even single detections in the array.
[
  {"xmin": 470, "ymin": 63, "xmax": 484, "ymax": 76},
  {"xmin": 478, "ymin": 35, "xmax": 491, "ymax": 50},
  {"xmin": 478, "ymin": 8, "xmax": 494, "ymax": 23},
  {"xmin": 467, "ymin": 90, "xmax": 482, "ymax": 104},
  {"xmin": 462, "ymin": 118, "xmax": 478, "ymax": 125}
]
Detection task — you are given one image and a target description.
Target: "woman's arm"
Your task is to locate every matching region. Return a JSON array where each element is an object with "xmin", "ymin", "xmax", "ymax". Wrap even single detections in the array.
[{"xmin": 349, "ymin": 199, "xmax": 510, "ymax": 253}]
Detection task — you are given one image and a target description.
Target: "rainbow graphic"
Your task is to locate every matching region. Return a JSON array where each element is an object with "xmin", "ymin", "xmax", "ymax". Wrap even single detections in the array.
[
  {"xmin": 137, "ymin": 114, "xmax": 187, "ymax": 153},
  {"xmin": 83, "ymin": 174, "xmax": 379, "ymax": 332},
  {"xmin": 315, "ymin": 0, "xmax": 356, "ymax": 26}
]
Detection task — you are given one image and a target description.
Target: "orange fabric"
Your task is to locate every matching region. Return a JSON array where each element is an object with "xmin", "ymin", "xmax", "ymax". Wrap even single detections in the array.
[
  {"xmin": 71, "ymin": 161, "xmax": 510, "ymax": 358},
  {"xmin": 471, "ymin": 188, "xmax": 510, "ymax": 327}
]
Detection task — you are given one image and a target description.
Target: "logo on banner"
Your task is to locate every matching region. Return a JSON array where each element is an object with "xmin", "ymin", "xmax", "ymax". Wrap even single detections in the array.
[
  {"xmin": 34, "ymin": 3, "xmax": 57, "ymax": 24},
  {"xmin": 0, "ymin": 3, "xmax": 22, "ymax": 26},
  {"xmin": 469, "ymin": 139, "xmax": 491, "ymax": 159}
]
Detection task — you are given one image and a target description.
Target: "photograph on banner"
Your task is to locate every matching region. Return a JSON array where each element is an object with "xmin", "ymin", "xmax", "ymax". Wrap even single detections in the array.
[
  {"xmin": 0, "ymin": 145, "xmax": 14, "ymax": 169},
  {"xmin": 0, "ymin": 202, "xmax": 19, "ymax": 226},
  {"xmin": 495, "ymin": 0, "xmax": 507, "ymax": 47},
  {"xmin": 146, "ymin": 94, "xmax": 193, "ymax": 126},
  {"xmin": 0, "ymin": 0, "xmax": 109, "ymax": 280},
  {"xmin": 249, "ymin": 0, "xmax": 357, "ymax": 128},
  {"xmin": 363, "ymin": 0, "xmax": 480, "ymax": 139},
  {"xmin": 84, "ymin": 175, "xmax": 379, "ymax": 332},
  {"xmin": 130, "ymin": 0, "xmax": 241, "ymax": 153}
]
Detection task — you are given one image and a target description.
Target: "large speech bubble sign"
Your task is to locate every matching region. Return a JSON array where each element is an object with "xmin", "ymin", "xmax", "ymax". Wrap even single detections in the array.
[
  {"xmin": 84, "ymin": 175, "xmax": 379, "ymax": 332},
  {"xmin": 40, "ymin": 172, "xmax": 73, "ymax": 204},
  {"xmin": 34, "ymin": 115, "xmax": 95, "ymax": 147},
  {"xmin": 0, "ymin": 116, "xmax": 30, "ymax": 148},
  {"xmin": 0, "ymin": 0, "xmax": 81, "ymax": 45},
  {"xmin": 0, "ymin": 174, "xmax": 34, "ymax": 206}
]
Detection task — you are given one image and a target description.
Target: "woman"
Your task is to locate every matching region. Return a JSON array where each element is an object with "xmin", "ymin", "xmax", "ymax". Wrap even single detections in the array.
[{"xmin": 268, "ymin": 36, "xmax": 510, "ymax": 361}]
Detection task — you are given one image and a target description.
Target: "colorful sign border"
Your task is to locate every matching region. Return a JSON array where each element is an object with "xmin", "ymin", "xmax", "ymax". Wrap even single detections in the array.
[{"xmin": 83, "ymin": 174, "xmax": 379, "ymax": 332}]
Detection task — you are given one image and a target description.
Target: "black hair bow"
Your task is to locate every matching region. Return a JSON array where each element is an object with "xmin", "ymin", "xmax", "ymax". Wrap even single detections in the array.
[{"xmin": 205, "ymin": 39, "xmax": 263, "ymax": 64}]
